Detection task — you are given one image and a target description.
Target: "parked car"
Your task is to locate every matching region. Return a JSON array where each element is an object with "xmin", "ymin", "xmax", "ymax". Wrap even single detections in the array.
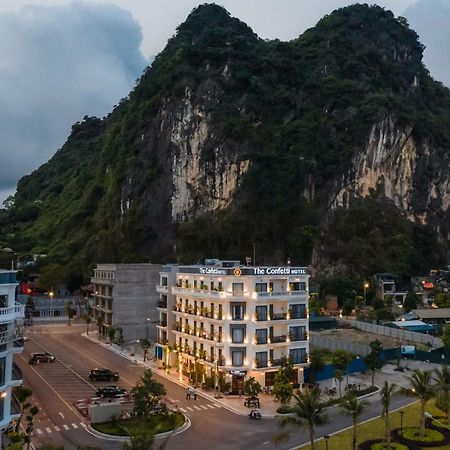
[
  {"xmin": 29, "ymin": 352, "xmax": 55, "ymax": 364},
  {"xmin": 95, "ymin": 385, "xmax": 128, "ymax": 398},
  {"xmin": 89, "ymin": 368, "xmax": 119, "ymax": 381}
]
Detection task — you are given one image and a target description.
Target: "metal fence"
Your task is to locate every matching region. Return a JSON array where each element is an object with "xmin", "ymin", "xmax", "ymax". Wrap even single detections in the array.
[
  {"xmin": 310, "ymin": 333, "xmax": 371, "ymax": 356},
  {"xmin": 339, "ymin": 319, "xmax": 443, "ymax": 347}
]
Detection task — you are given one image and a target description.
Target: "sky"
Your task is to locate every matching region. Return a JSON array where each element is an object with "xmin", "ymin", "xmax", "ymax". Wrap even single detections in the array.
[{"xmin": 0, "ymin": 0, "xmax": 448, "ymax": 204}]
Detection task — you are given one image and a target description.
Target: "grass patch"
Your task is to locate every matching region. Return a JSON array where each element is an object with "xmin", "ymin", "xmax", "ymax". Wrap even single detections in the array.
[
  {"xmin": 92, "ymin": 412, "xmax": 184, "ymax": 436},
  {"xmin": 371, "ymin": 443, "xmax": 408, "ymax": 450},
  {"xmin": 298, "ymin": 399, "xmax": 450, "ymax": 450},
  {"xmin": 402, "ymin": 427, "xmax": 444, "ymax": 443}
]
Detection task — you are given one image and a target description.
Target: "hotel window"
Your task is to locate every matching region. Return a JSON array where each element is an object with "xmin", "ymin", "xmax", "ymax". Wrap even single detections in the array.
[
  {"xmin": 162, "ymin": 277, "xmax": 168, "ymax": 286},
  {"xmin": 230, "ymin": 303, "xmax": 245, "ymax": 320},
  {"xmin": 210, "ymin": 281, "xmax": 214, "ymax": 290},
  {"xmin": 231, "ymin": 350, "xmax": 244, "ymax": 367},
  {"xmin": 255, "ymin": 305, "xmax": 267, "ymax": 321},
  {"xmin": 289, "ymin": 326, "xmax": 306, "ymax": 341},
  {"xmin": 289, "ymin": 348, "xmax": 306, "ymax": 364},
  {"xmin": 255, "ymin": 283, "xmax": 267, "ymax": 293},
  {"xmin": 255, "ymin": 352, "xmax": 268, "ymax": 368},
  {"xmin": 232, "ymin": 283, "xmax": 244, "ymax": 296},
  {"xmin": 218, "ymin": 281, "xmax": 223, "ymax": 291},
  {"xmin": 289, "ymin": 282, "xmax": 306, "ymax": 291},
  {"xmin": 200, "ymin": 280, "xmax": 205, "ymax": 289},
  {"xmin": 0, "ymin": 357, "xmax": 5, "ymax": 387},
  {"xmin": 255, "ymin": 329, "xmax": 267, "ymax": 344},
  {"xmin": 193, "ymin": 280, "xmax": 197, "ymax": 288},
  {"xmin": 289, "ymin": 304, "xmax": 306, "ymax": 319},
  {"xmin": 0, "ymin": 296, "xmax": 7, "ymax": 308},
  {"xmin": 230, "ymin": 325, "xmax": 245, "ymax": 343}
]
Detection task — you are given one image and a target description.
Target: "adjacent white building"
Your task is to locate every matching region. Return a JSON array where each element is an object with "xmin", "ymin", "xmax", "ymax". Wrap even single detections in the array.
[
  {"xmin": 155, "ymin": 259, "xmax": 309, "ymax": 392},
  {"xmin": 0, "ymin": 270, "xmax": 24, "ymax": 441}
]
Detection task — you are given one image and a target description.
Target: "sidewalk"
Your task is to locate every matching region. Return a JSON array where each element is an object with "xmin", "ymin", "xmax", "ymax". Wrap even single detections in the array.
[{"xmin": 82, "ymin": 332, "xmax": 283, "ymax": 417}]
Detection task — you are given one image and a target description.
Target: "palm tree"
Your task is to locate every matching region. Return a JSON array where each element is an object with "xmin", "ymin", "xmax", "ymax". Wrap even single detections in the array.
[
  {"xmin": 83, "ymin": 314, "xmax": 92, "ymax": 335},
  {"xmin": 380, "ymin": 381, "xmax": 396, "ymax": 449},
  {"xmin": 282, "ymin": 386, "xmax": 329, "ymax": 450},
  {"xmin": 140, "ymin": 338, "xmax": 152, "ymax": 362},
  {"xmin": 340, "ymin": 393, "xmax": 369, "ymax": 450},
  {"xmin": 434, "ymin": 366, "xmax": 450, "ymax": 422},
  {"xmin": 402, "ymin": 369, "xmax": 433, "ymax": 436}
]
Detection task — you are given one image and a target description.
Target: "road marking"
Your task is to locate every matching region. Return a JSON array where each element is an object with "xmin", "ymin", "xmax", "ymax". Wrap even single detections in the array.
[
  {"xmin": 63, "ymin": 425, "xmax": 69, "ymax": 430},
  {"xmin": 180, "ymin": 407, "xmax": 187, "ymax": 413},
  {"xmin": 207, "ymin": 404, "xmax": 215, "ymax": 409},
  {"xmin": 45, "ymin": 427, "xmax": 52, "ymax": 433},
  {"xmin": 59, "ymin": 412, "xmax": 64, "ymax": 419},
  {"xmin": 54, "ymin": 426, "xmax": 60, "ymax": 432},
  {"xmin": 200, "ymin": 405, "xmax": 208, "ymax": 410},
  {"xmin": 80, "ymin": 422, "xmax": 87, "ymax": 428},
  {"xmin": 186, "ymin": 407, "xmax": 194, "ymax": 411},
  {"xmin": 71, "ymin": 423, "xmax": 78, "ymax": 429},
  {"xmin": 193, "ymin": 405, "xmax": 201, "ymax": 411},
  {"xmin": 36, "ymin": 429, "xmax": 43, "ymax": 435}
]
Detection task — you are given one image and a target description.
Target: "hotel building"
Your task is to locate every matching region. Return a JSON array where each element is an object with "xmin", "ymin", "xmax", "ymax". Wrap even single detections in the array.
[
  {"xmin": 0, "ymin": 270, "xmax": 24, "ymax": 442},
  {"xmin": 155, "ymin": 260, "xmax": 309, "ymax": 392}
]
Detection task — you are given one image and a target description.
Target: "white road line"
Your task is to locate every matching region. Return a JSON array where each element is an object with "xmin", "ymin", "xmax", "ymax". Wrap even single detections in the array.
[
  {"xmin": 45, "ymin": 427, "xmax": 52, "ymax": 433},
  {"xmin": 59, "ymin": 412, "xmax": 64, "ymax": 419},
  {"xmin": 54, "ymin": 426, "xmax": 60, "ymax": 432},
  {"xmin": 71, "ymin": 423, "xmax": 78, "ymax": 429},
  {"xmin": 80, "ymin": 422, "xmax": 87, "ymax": 428},
  {"xmin": 36, "ymin": 429, "xmax": 43, "ymax": 435},
  {"xmin": 200, "ymin": 405, "xmax": 208, "ymax": 410},
  {"xmin": 180, "ymin": 407, "xmax": 187, "ymax": 413},
  {"xmin": 207, "ymin": 404, "xmax": 215, "ymax": 409},
  {"xmin": 63, "ymin": 425, "xmax": 69, "ymax": 430},
  {"xmin": 193, "ymin": 405, "xmax": 201, "ymax": 411},
  {"xmin": 186, "ymin": 407, "xmax": 194, "ymax": 411}
]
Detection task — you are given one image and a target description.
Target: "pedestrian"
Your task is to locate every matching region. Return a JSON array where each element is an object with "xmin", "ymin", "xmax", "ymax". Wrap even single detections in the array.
[
  {"xmin": 193, "ymin": 388, "xmax": 197, "ymax": 400},
  {"xmin": 186, "ymin": 387, "xmax": 191, "ymax": 400}
]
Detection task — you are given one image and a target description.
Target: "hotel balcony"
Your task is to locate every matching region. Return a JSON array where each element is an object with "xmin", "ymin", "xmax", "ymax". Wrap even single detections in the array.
[
  {"xmin": 157, "ymin": 300, "xmax": 167, "ymax": 310},
  {"xmin": 173, "ymin": 325, "xmax": 223, "ymax": 343},
  {"xmin": 172, "ymin": 286, "xmax": 227, "ymax": 299},
  {"xmin": 252, "ymin": 290, "xmax": 308, "ymax": 301},
  {"xmin": 156, "ymin": 285, "xmax": 168, "ymax": 294},
  {"xmin": 0, "ymin": 304, "xmax": 24, "ymax": 324},
  {"xmin": 269, "ymin": 335, "xmax": 288, "ymax": 345},
  {"xmin": 156, "ymin": 319, "xmax": 167, "ymax": 328},
  {"xmin": 172, "ymin": 305, "xmax": 223, "ymax": 321}
]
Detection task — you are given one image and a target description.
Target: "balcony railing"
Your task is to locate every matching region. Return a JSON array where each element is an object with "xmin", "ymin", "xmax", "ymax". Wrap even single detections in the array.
[
  {"xmin": 172, "ymin": 305, "xmax": 223, "ymax": 320},
  {"xmin": 254, "ymin": 290, "xmax": 307, "ymax": 299},
  {"xmin": 290, "ymin": 313, "xmax": 308, "ymax": 319},
  {"xmin": 0, "ymin": 304, "xmax": 24, "ymax": 322},
  {"xmin": 0, "ymin": 328, "xmax": 24, "ymax": 345},
  {"xmin": 157, "ymin": 301, "xmax": 167, "ymax": 309},
  {"xmin": 270, "ymin": 335, "xmax": 287, "ymax": 343},
  {"xmin": 172, "ymin": 286, "xmax": 226, "ymax": 298},
  {"xmin": 173, "ymin": 325, "xmax": 222, "ymax": 342},
  {"xmin": 157, "ymin": 320, "xmax": 167, "ymax": 327},
  {"xmin": 271, "ymin": 313, "xmax": 287, "ymax": 320}
]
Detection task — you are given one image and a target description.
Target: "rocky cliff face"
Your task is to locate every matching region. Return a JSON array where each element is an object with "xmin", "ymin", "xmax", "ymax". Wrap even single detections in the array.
[{"xmin": 3, "ymin": 3, "xmax": 450, "ymax": 281}]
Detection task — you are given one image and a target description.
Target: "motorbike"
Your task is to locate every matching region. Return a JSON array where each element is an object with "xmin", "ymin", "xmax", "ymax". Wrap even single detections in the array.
[{"xmin": 248, "ymin": 409, "xmax": 262, "ymax": 420}]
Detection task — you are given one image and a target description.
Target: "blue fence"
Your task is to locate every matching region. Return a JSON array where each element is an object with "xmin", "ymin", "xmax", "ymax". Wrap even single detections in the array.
[{"xmin": 304, "ymin": 357, "xmax": 368, "ymax": 382}]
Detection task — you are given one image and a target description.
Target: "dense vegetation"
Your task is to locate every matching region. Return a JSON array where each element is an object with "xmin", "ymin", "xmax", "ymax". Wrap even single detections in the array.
[{"xmin": 1, "ymin": 4, "xmax": 449, "ymax": 285}]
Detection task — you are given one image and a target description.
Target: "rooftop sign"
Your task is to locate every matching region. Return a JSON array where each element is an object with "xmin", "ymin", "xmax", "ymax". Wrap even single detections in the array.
[{"xmin": 181, "ymin": 266, "xmax": 308, "ymax": 276}]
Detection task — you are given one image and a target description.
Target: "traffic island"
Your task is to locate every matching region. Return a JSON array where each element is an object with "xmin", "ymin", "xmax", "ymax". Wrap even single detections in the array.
[
  {"xmin": 391, "ymin": 424, "xmax": 450, "ymax": 448},
  {"xmin": 358, "ymin": 439, "xmax": 419, "ymax": 450},
  {"xmin": 90, "ymin": 411, "xmax": 187, "ymax": 440}
]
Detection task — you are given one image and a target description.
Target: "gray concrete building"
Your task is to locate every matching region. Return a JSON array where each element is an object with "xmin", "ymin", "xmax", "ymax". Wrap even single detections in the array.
[{"xmin": 91, "ymin": 264, "xmax": 162, "ymax": 343}]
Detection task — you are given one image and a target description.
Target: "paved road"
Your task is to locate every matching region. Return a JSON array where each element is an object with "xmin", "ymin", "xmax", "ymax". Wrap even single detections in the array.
[{"xmin": 16, "ymin": 324, "xmax": 417, "ymax": 450}]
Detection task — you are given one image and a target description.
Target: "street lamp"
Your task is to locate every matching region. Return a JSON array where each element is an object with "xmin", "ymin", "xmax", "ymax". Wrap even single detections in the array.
[
  {"xmin": 399, "ymin": 410, "xmax": 404, "ymax": 437},
  {"xmin": 363, "ymin": 282, "xmax": 369, "ymax": 305},
  {"xmin": 323, "ymin": 435, "xmax": 330, "ymax": 450},
  {"xmin": 49, "ymin": 289, "xmax": 54, "ymax": 317}
]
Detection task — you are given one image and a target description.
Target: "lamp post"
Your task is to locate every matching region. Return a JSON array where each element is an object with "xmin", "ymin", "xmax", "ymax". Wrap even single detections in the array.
[
  {"xmin": 324, "ymin": 435, "xmax": 330, "ymax": 450},
  {"xmin": 363, "ymin": 282, "xmax": 369, "ymax": 305},
  {"xmin": 399, "ymin": 410, "xmax": 404, "ymax": 437},
  {"xmin": 49, "ymin": 289, "xmax": 54, "ymax": 317}
]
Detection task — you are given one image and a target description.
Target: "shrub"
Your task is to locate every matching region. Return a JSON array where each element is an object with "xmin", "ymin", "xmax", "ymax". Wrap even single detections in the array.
[
  {"xmin": 276, "ymin": 405, "xmax": 295, "ymax": 414},
  {"xmin": 402, "ymin": 427, "xmax": 444, "ymax": 442}
]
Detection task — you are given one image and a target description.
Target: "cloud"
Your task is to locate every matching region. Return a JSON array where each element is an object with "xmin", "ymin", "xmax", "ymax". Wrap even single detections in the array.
[
  {"xmin": 0, "ymin": 1, "xmax": 147, "ymax": 202},
  {"xmin": 404, "ymin": 0, "xmax": 450, "ymax": 87}
]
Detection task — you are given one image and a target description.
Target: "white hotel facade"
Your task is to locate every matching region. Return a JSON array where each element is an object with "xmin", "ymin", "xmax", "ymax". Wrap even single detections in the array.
[
  {"xmin": 0, "ymin": 270, "xmax": 24, "ymax": 442},
  {"xmin": 155, "ymin": 260, "xmax": 309, "ymax": 392}
]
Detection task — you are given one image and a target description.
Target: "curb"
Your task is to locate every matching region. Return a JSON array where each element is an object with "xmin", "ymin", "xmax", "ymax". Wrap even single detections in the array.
[{"xmin": 85, "ymin": 415, "xmax": 191, "ymax": 442}]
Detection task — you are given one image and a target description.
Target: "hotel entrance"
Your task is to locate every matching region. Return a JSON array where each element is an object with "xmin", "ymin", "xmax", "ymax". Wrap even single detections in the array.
[{"xmin": 230, "ymin": 370, "xmax": 246, "ymax": 394}]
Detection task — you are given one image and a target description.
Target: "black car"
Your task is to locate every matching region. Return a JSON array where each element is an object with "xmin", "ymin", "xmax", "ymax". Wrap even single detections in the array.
[
  {"xmin": 95, "ymin": 385, "xmax": 128, "ymax": 398},
  {"xmin": 89, "ymin": 368, "xmax": 119, "ymax": 381},
  {"xmin": 29, "ymin": 352, "xmax": 56, "ymax": 364}
]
